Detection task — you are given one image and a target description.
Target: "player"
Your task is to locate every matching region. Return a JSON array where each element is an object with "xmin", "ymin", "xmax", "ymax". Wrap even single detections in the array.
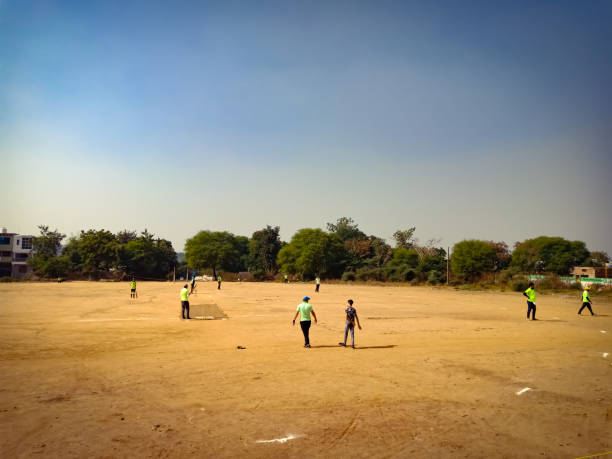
[
  {"xmin": 190, "ymin": 275, "xmax": 196, "ymax": 294},
  {"xmin": 523, "ymin": 282, "xmax": 536, "ymax": 320},
  {"xmin": 339, "ymin": 299, "xmax": 361, "ymax": 348},
  {"xmin": 180, "ymin": 284, "xmax": 190, "ymax": 319},
  {"xmin": 284, "ymin": 274, "xmax": 289, "ymax": 284},
  {"xmin": 315, "ymin": 276, "xmax": 320, "ymax": 293},
  {"xmin": 292, "ymin": 296, "xmax": 318, "ymax": 348},
  {"xmin": 217, "ymin": 274, "xmax": 222, "ymax": 290},
  {"xmin": 578, "ymin": 286, "xmax": 595, "ymax": 315},
  {"xmin": 130, "ymin": 278, "xmax": 137, "ymax": 298}
]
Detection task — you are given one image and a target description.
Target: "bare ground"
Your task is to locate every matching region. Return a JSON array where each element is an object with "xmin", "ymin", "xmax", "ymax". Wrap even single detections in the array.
[{"xmin": 0, "ymin": 282, "xmax": 610, "ymax": 458}]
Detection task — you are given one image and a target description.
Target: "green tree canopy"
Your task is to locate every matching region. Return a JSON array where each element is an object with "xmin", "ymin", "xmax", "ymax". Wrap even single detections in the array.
[
  {"xmin": 247, "ymin": 225, "xmax": 282, "ymax": 279},
  {"xmin": 383, "ymin": 248, "xmax": 420, "ymax": 281},
  {"xmin": 29, "ymin": 225, "xmax": 69, "ymax": 277},
  {"xmin": 393, "ymin": 228, "xmax": 416, "ymax": 249},
  {"xmin": 185, "ymin": 231, "xmax": 248, "ymax": 277},
  {"xmin": 77, "ymin": 229, "xmax": 121, "ymax": 277},
  {"xmin": 326, "ymin": 217, "xmax": 366, "ymax": 242},
  {"xmin": 510, "ymin": 236, "xmax": 590, "ymax": 274},
  {"xmin": 451, "ymin": 240, "xmax": 498, "ymax": 281},
  {"xmin": 277, "ymin": 228, "xmax": 346, "ymax": 279},
  {"xmin": 121, "ymin": 230, "xmax": 177, "ymax": 279}
]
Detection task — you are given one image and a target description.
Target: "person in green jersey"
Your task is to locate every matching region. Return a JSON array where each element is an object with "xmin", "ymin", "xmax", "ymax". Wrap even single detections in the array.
[
  {"xmin": 180, "ymin": 284, "xmax": 190, "ymax": 319},
  {"xmin": 284, "ymin": 274, "xmax": 289, "ymax": 284},
  {"xmin": 292, "ymin": 296, "xmax": 318, "ymax": 348},
  {"xmin": 578, "ymin": 286, "xmax": 595, "ymax": 315},
  {"xmin": 130, "ymin": 278, "xmax": 137, "ymax": 298},
  {"xmin": 522, "ymin": 282, "xmax": 537, "ymax": 320}
]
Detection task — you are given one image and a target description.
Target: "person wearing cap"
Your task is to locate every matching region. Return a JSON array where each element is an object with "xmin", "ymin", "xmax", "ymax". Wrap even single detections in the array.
[
  {"xmin": 522, "ymin": 282, "xmax": 537, "ymax": 320},
  {"xmin": 578, "ymin": 286, "xmax": 595, "ymax": 315},
  {"xmin": 292, "ymin": 296, "xmax": 318, "ymax": 348},
  {"xmin": 339, "ymin": 299, "xmax": 361, "ymax": 348},
  {"xmin": 180, "ymin": 284, "xmax": 191, "ymax": 319}
]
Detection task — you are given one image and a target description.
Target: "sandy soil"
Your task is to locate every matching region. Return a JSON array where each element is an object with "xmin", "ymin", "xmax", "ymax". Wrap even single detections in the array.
[{"xmin": 0, "ymin": 281, "xmax": 611, "ymax": 458}]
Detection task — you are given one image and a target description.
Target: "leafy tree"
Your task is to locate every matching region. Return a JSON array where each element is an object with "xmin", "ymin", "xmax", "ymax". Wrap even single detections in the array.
[
  {"xmin": 277, "ymin": 228, "xmax": 346, "ymax": 279},
  {"xmin": 393, "ymin": 228, "xmax": 416, "ymax": 249},
  {"xmin": 510, "ymin": 236, "xmax": 590, "ymax": 274},
  {"xmin": 327, "ymin": 217, "xmax": 366, "ymax": 242},
  {"xmin": 122, "ymin": 230, "xmax": 177, "ymax": 279},
  {"xmin": 384, "ymin": 248, "xmax": 419, "ymax": 281},
  {"xmin": 369, "ymin": 236, "xmax": 393, "ymax": 267},
  {"xmin": 185, "ymin": 231, "xmax": 248, "ymax": 278},
  {"xmin": 247, "ymin": 226, "xmax": 282, "ymax": 279},
  {"xmin": 451, "ymin": 240, "xmax": 497, "ymax": 281},
  {"xmin": 418, "ymin": 247, "xmax": 447, "ymax": 284},
  {"xmin": 77, "ymin": 229, "xmax": 121, "ymax": 278},
  {"xmin": 589, "ymin": 251, "xmax": 609, "ymax": 267},
  {"xmin": 29, "ymin": 225, "xmax": 67, "ymax": 277},
  {"xmin": 116, "ymin": 230, "xmax": 138, "ymax": 244}
]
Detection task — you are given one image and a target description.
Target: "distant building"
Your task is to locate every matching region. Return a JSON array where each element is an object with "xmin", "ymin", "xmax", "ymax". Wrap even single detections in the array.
[
  {"xmin": 571, "ymin": 266, "xmax": 612, "ymax": 279},
  {"xmin": 0, "ymin": 228, "xmax": 34, "ymax": 278}
]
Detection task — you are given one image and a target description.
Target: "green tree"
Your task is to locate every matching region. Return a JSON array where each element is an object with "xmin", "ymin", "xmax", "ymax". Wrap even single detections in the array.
[
  {"xmin": 384, "ymin": 248, "xmax": 419, "ymax": 281},
  {"xmin": 29, "ymin": 225, "xmax": 69, "ymax": 278},
  {"xmin": 122, "ymin": 230, "xmax": 177, "ymax": 279},
  {"xmin": 451, "ymin": 240, "xmax": 497, "ymax": 281},
  {"xmin": 393, "ymin": 228, "xmax": 416, "ymax": 249},
  {"xmin": 590, "ymin": 251, "xmax": 610, "ymax": 267},
  {"xmin": 277, "ymin": 228, "xmax": 346, "ymax": 279},
  {"xmin": 510, "ymin": 236, "xmax": 590, "ymax": 274},
  {"xmin": 185, "ymin": 231, "xmax": 248, "ymax": 278},
  {"xmin": 326, "ymin": 217, "xmax": 366, "ymax": 242},
  {"xmin": 77, "ymin": 229, "xmax": 121, "ymax": 278},
  {"xmin": 247, "ymin": 225, "xmax": 282, "ymax": 279}
]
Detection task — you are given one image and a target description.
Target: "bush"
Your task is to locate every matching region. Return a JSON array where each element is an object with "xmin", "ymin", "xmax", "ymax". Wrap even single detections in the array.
[
  {"xmin": 341, "ymin": 271, "xmax": 356, "ymax": 281},
  {"xmin": 510, "ymin": 277, "xmax": 530, "ymax": 292},
  {"xmin": 355, "ymin": 267, "xmax": 385, "ymax": 281},
  {"xmin": 0, "ymin": 276, "xmax": 14, "ymax": 283},
  {"xmin": 535, "ymin": 275, "xmax": 565, "ymax": 290}
]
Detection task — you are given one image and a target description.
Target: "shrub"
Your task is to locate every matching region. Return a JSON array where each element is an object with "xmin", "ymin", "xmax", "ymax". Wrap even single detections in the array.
[
  {"xmin": 510, "ymin": 277, "xmax": 530, "ymax": 292},
  {"xmin": 0, "ymin": 276, "xmax": 14, "ymax": 283},
  {"xmin": 535, "ymin": 275, "xmax": 565, "ymax": 290},
  {"xmin": 341, "ymin": 271, "xmax": 356, "ymax": 281}
]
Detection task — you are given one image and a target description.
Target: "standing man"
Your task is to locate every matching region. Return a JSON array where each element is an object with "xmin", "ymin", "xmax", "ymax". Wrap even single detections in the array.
[
  {"xmin": 315, "ymin": 276, "xmax": 320, "ymax": 293},
  {"xmin": 190, "ymin": 275, "xmax": 196, "ymax": 294},
  {"xmin": 217, "ymin": 274, "xmax": 222, "ymax": 290},
  {"xmin": 180, "ymin": 284, "xmax": 190, "ymax": 319},
  {"xmin": 339, "ymin": 299, "xmax": 361, "ymax": 349},
  {"xmin": 130, "ymin": 278, "xmax": 137, "ymax": 298},
  {"xmin": 578, "ymin": 286, "xmax": 595, "ymax": 315},
  {"xmin": 523, "ymin": 282, "xmax": 537, "ymax": 320},
  {"xmin": 284, "ymin": 274, "xmax": 289, "ymax": 284},
  {"xmin": 292, "ymin": 296, "xmax": 318, "ymax": 348}
]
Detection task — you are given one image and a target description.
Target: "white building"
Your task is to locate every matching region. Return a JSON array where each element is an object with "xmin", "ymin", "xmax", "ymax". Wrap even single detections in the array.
[{"xmin": 0, "ymin": 228, "xmax": 34, "ymax": 278}]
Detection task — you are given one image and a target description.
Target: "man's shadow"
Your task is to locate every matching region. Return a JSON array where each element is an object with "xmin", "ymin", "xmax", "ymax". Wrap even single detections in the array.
[{"xmin": 309, "ymin": 345, "xmax": 397, "ymax": 349}]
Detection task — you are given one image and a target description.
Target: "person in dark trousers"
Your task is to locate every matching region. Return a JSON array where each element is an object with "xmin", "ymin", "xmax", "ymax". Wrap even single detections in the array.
[
  {"xmin": 284, "ymin": 274, "xmax": 289, "ymax": 283},
  {"xmin": 578, "ymin": 286, "xmax": 595, "ymax": 315},
  {"xmin": 130, "ymin": 278, "xmax": 137, "ymax": 298},
  {"xmin": 339, "ymin": 299, "xmax": 361, "ymax": 348},
  {"xmin": 315, "ymin": 276, "xmax": 320, "ymax": 293},
  {"xmin": 217, "ymin": 274, "xmax": 222, "ymax": 290},
  {"xmin": 292, "ymin": 296, "xmax": 318, "ymax": 348},
  {"xmin": 190, "ymin": 276, "xmax": 196, "ymax": 294},
  {"xmin": 180, "ymin": 284, "xmax": 190, "ymax": 319},
  {"xmin": 523, "ymin": 282, "xmax": 537, "ymax": 320}
]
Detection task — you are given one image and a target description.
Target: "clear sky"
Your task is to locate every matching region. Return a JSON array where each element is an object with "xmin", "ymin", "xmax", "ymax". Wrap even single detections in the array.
[{"xmin": 2, "ymin": 0, "xmax": 611, "ymax": 253}]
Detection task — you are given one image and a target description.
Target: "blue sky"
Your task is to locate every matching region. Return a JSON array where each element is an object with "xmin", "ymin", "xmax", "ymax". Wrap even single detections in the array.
[{"xmin": 2, "ymin": 1, "xmax": 611, "ymax": 253}]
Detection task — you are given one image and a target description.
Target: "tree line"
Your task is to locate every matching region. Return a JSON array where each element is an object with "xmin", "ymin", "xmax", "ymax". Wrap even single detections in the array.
[{"xmin": 28, "ymin": 218, "xmax": 608, "ymax": 283}]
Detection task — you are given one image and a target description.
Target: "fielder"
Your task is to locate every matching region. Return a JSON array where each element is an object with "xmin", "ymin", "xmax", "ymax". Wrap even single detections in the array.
[
  {"xmin": 578, "ymin": 286, "xmax": 595, "ymax": 315},
  {"xmin": 523, "ymin": 282, "xmax": 537, "ymax": 320}
]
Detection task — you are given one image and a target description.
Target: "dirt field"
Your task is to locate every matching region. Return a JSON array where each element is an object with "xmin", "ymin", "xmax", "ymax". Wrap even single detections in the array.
[{"xmin": 0, "ymin": 281, "xmax": 610, "ymax": 458}]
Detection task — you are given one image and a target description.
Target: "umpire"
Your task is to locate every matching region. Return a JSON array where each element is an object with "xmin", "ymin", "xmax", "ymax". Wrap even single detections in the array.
[{"xmin": 180, "ymin": 284, "xmax": 190, "ymax": 319}]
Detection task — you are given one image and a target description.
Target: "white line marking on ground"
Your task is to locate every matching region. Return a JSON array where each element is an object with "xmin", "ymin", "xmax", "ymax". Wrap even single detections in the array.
[
  {"xmin": 601, "ymin": 330, "xmax": 608, "ymax": 334},
  {"xmin": 256, "ymin": 434, "xmax": 301, "ymax": 444},
  {"xmin": 516, "ymin": 387, "xmax": 532, "ymax": 396},
  {"xmin": 603, "ymin": 353, "xmax": 609, "ymax": 358},
  {"xmin": 553, "ymin": 317, "xmax": 560, "ymax": 320}
]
